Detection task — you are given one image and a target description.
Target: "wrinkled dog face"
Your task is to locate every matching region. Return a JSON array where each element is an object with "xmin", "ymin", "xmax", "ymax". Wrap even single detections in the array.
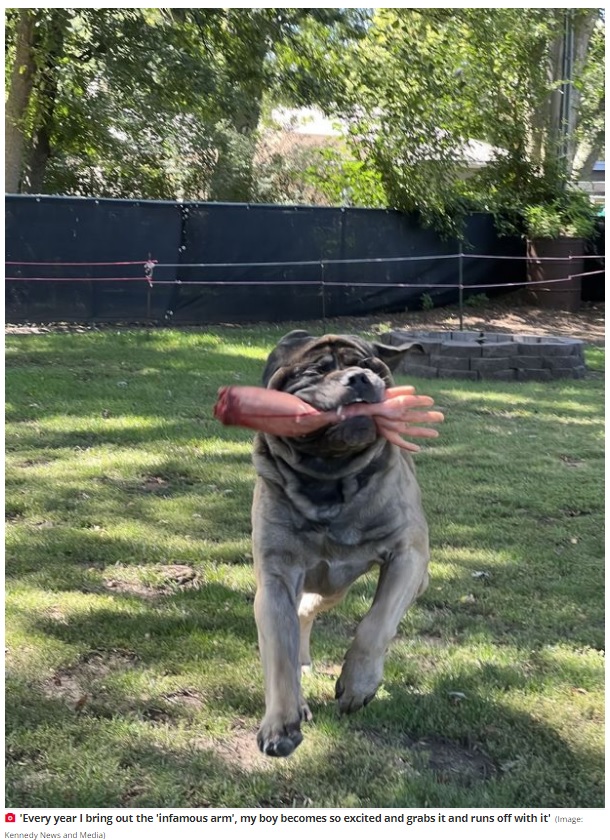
[{"xmin": 262, "ymin": 330, "xmax": 419, "ymax": 456}]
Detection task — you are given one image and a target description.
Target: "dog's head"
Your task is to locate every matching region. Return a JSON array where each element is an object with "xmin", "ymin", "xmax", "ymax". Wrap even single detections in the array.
[{"xmin": 262, "ymin": 330, "xmax": 422, "ymax": 456}]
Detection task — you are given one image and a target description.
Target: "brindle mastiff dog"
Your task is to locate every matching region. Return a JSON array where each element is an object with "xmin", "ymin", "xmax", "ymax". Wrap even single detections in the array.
[{"xmin": 252, "ymin": 330, "xmax": 431, "ymax": 757}]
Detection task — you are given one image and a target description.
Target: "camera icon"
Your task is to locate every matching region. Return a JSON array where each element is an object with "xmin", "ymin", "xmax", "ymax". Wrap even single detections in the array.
[{"xmin": 6, "ymin": 814, "xmax": 16, "ymax": 823}]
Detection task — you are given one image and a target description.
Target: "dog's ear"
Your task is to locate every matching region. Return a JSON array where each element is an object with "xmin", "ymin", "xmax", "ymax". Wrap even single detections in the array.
[
  {"xmin": 262, "ymin": 330, "xmax": 314, "ymax": 386},
  {"xmin": 371, "ymin": 340, "xmax": 424, "ymax": 372}
]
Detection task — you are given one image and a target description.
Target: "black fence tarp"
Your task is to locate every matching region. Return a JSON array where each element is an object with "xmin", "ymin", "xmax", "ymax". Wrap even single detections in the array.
[
  {"xmin": 6, "ymin": 195, "xmax": 527, "ymax": 324},
  {"xmin": 582, "ymin": 218, "xmax": 605, "ymax": 302},
  {"xmin": 5, "ymin": 196, "xmax": 180, "ymax": 322}
]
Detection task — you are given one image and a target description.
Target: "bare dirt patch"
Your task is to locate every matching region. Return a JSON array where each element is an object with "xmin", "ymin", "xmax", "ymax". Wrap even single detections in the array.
[
  {"xmin": 165, "ymin": 688, "xmax": 206, "ymax": 710},
  {"xmin": 380, "ymin": 300, "xmax": 604, "ymax": 346},
  {"xmin": 138, "ymin": 474, "xmax": 197, "ymax": 495},
  {"xmin": 140, "ymin": 476, "xmax": 172, "ymax": 493},
  {"xmin": 190, "ymin": 722, "xmax": 267, "ymax": 772},
  {"xmin": 43, "ymin": 649, "xmax": 139, "ymax": 709},
  {"xmin": 5, "ymin": 298, "xmax": 604, "ymax": 345},
  {"xmin": 559, "ymin": 455, "xmax": 586, "ymax": 468},
  {"xmin": 358, "ymin": 727, "xmax": 497, "ymax": 786},
  {"xmin": 410, "ymin": 736, "xmax": 497, "ymax": 785},
  {"xmin": 103, "ymin": 563, "xmax": 199, "ymax": 599}
]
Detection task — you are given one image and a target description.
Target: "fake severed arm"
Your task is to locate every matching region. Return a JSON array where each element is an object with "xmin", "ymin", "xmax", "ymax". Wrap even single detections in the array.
[{"xmin": 213, "ymin": 385, "xmax": 443, "ymax": 452}]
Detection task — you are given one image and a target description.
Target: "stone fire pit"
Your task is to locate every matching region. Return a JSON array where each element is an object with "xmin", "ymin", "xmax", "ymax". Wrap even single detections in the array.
[{"xmin": 383, "ymin": 330, "xmax": 586, "ymax": 382}]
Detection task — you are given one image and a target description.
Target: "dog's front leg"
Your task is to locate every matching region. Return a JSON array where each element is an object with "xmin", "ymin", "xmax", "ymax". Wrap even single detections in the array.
[
  {"xmin": 335, "ymin": 539, "xmax": 429, "ymax": 714},
  {"xmin": 254, "ymin": 571, "xmax": 304, "ymax": 757}
]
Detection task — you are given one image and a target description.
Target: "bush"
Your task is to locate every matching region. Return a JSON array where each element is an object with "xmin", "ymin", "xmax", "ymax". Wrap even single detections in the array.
[{"xmin": 524, "ymin": 191, "xmax": 598, "ymax": 240}]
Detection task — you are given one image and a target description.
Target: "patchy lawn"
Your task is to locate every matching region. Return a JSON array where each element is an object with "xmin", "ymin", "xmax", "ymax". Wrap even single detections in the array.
[{"xmin": 5, "ymin": 318, "xmax": 604, "ymax": 807}]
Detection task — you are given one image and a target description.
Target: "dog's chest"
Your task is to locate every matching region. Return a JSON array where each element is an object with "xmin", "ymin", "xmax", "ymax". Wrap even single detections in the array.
[
  {"xmin": 304, "ymin": 551, "xmax": 376, "ymax": 596},
  {"xmin": 293, "ymin": 478, "xmax": 404, "ymax": 549}
]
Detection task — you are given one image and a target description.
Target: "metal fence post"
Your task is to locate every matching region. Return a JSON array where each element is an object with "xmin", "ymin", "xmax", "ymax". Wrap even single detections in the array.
[
  {"xmin": 321, "ymin": 261, "xmax": 327, "ymax": 320},
  {"xmin": 458, "ymin": 245, "xmax": 464, "ymax": 331}
]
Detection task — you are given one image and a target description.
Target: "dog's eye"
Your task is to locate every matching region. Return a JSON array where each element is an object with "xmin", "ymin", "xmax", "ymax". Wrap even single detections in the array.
[
  {"xmin": 342, "ymin": 354, "xmax": 376, "ymax": 370},
  {"xmin": 357, "ymin": 356, "xmax": 392, "ymax": 381},
  {"xmin": 309, "ymin": 355, "xmax": 336, "ymax": 374},
  {"xmin": 342, "ymin": 353, "xmax": 366, "ymax": 367}
]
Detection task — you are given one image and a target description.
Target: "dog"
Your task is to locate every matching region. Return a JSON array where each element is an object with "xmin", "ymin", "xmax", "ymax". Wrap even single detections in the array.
[{"xmin": 251, "ymin": 330, "xmax": 431, "ymax": 757}]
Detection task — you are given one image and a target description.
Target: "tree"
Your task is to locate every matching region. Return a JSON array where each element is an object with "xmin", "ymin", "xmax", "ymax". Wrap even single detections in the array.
[
  {"xmin": 4, "ymin": 8, "xmax": 366, "ymax": 201},
  {"xmin": 329, "ymin": 8, "xmax": 604, "ymax": 232},
  {"xmin": 4, "ymin": 9, "xmax": 230, "ymax": 198},
  {"xmin": 199, "ymin": 7, "xmax": 367, "ymax": 201}
]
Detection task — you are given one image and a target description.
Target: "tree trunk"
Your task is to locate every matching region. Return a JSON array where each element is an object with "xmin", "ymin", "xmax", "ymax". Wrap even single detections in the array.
[
  {"xmin": 23, "ymin": 11, "xmax": 68, "ymax": 193},
  {"xmin": 563, "ymin": 10, "xmax": 598, "ymax": 179},
  {"xmin": 543, "ymin": 25, "xmax": 564, "ymax": 183},
  {"xmin": 208, "ymin": 131, "xmax": 259, "ymax": 202},
  {"xmin": 542, "ymin": 9, "xmax": 598, "ymax": 184},
  {"xmin": 208, "ymin": 87, "xmax": 264, "ymax": 201},
  {"xmin": 26, "ymin": 125, "xmax": 52, "ymax": 194},
  {"xmin": 208, "ymin": 21, "xmax": 266, "ymax": 202},
  {"xmin": 527, "ymin": 41, "xmax": 551, "ymax": 169},
  {"xmin": 5, "ymin": 11, "xmax": 38, "ymax": 193}
]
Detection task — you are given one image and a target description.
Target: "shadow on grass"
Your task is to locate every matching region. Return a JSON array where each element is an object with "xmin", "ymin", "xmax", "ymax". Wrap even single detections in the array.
[
  {"xmin": 6, "ymin": 520, "xmax": 604, "ymax": 658},
  {"xmin": 5, "ymin": 420, "xmax": 254, "ymax": 451},
  {"xmin": 325, "ymin": 685, "xmax": 603, "ymax": 808},
  {"xmin": 16, "ymin": 580, "xmax": 257, "ymax": 656},
  {"xmin": 5, "ymin": 670, "xmax": 602, "ymax": 808}
]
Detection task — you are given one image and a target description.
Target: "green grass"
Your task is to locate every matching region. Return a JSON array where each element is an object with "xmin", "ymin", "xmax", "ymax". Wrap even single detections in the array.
[{"xmin": 5, "ymin": 323, "xmax": 605, "ymax": 808}]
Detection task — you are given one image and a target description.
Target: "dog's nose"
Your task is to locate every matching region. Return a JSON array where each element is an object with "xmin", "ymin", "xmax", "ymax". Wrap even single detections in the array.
[
  {"xmin": 341, "ymin": 368, "xmax": 383, "ymax": 403},
  {"xmin": 344, "ymin": 370, "xmax": 371, "ymax": 389}
]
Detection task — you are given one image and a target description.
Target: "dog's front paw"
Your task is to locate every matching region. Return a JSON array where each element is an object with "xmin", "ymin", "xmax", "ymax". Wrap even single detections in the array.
[
  {"xmin": 335, "ymin": 654, "xmax": 383, "ymax": 715},
  {"xmin": 257, "ymin": 716, "xmax": 303, "ymax": 758}
]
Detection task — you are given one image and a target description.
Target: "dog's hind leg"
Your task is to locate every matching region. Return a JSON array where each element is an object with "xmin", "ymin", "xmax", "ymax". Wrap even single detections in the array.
[
  {"xmin": 298, "ymin": 590, "xmax": 347, "ymax": 673},
  {"xmin": 297, "ymin": 590, "xmax": 347, "ymax": 723}
]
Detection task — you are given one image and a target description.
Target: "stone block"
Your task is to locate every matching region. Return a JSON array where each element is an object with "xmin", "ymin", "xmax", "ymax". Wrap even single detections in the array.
[
  {"xmin": 449, "ymin": 330, "xmax": 479, "ymax": 340},
  {"xmin": 544, "ymin": 355, "xmax": 585, "ymax": 370},
  {"xmin": 385, "ymin": 331, "xmax": 444, "ymax": 354},
  {"xmin": 384, "ymin": 330, "xmax": 418, "ymax": 346},
  {"xmin": 511, "ymin": 355, "xmax": 548, "ymax": 370},
  {"xmin": 440, "ymin": 342, "xmax": 481, "ymax": 358},
  {"xmin": 414, "ymin": 339, "xmax": 444, "ymax": 354},
  {"xmin": 488, "ymin": 370, "xmax": 517, "ymax": 381},
  {"xmin": 483, "ymin": 333, "xmax": 514, "ymax": 343},
  {"xmin": 537, "ymin": 345, "xmax": 577, "ymax": 357},
  {"xmin": 438, "ymin": 369, "xmax": 479, "ymax": 381},
  {"xmin": 402, "ymin": 349, "xmax": 432, "ymax": 366},
  {"xmin": 481, "ymin": 343, "xmax": 519, "ymax": 357},
  {"xmin": 516, "ymin": 342, "xmax": 547, "ymax": 355},
  {"xmin": 470, "ymin": 357, "xmax": 512, "ymax": 373},
  {"xmin": 513, "ymin": 334, "xmax": 541, "ymax": 345},
  {"xmin": 551, "ymin": 366, "xmax": 587, "ymax": 379},
  {"xmin": 400, "ymin": 362, "xmax": 438, "ymax": 378},
  {"xmin": 429, "ymin": 354, "xmax": 471, "ymax": 370},
  {"xmin": 567, "ymin": 342, "xmax": 586, "ymax": 358}
]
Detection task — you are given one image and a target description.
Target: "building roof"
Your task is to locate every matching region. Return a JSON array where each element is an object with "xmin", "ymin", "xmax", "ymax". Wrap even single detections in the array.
[
  {"xmin": 269, "ymin": 108, "xmax": 502, "ymax": 167},
  {"xmin": 270, "ymin": 107, "xmax": 343, "ymax": 138}
]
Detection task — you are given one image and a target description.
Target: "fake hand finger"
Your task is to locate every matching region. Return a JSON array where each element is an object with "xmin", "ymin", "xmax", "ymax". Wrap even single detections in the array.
[
  {"xmin": 376, "ymin": 410, "xmax": 444, "ymax": 428},
  {"xmin": 385, "ymin": 385, "xmax": 417, "ymax": 398},
  {"xmin": 377, "ymin": 428, "xmax": 422, "ymax": 452},
  {"xmin": 343, "ymin": 394, "xmax": 435, "ymax": 421}
]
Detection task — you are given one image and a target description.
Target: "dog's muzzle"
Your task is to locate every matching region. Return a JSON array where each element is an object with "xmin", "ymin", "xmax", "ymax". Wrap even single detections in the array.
[{"xmin": 296, "ymin": 367, "xmax": 385, "ymax": 413}]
